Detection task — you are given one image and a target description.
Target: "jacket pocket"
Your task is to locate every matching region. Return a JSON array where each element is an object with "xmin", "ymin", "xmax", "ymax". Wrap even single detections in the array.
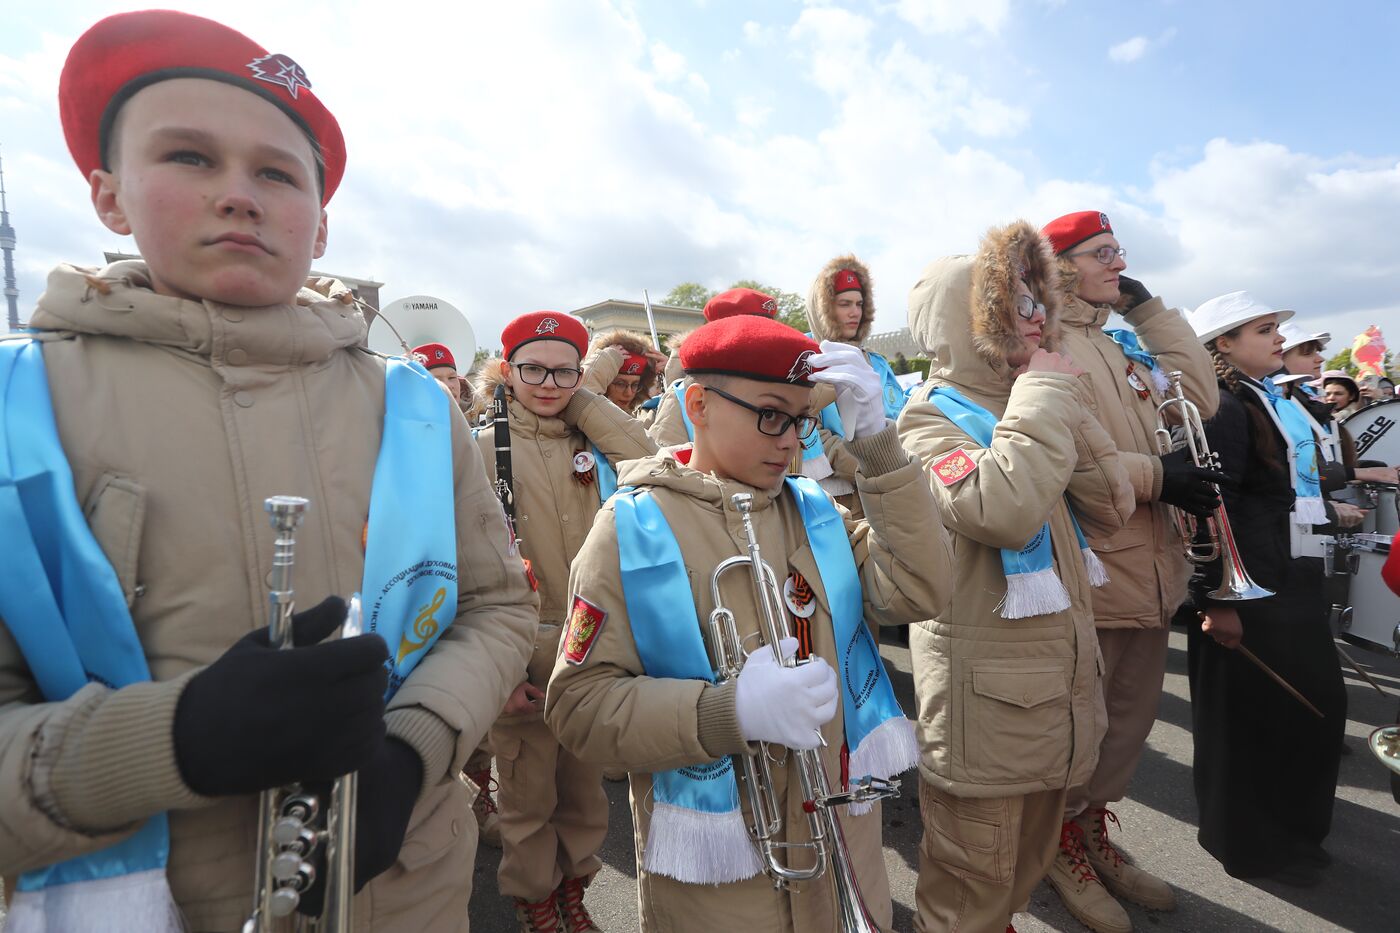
[
  {"xmin": 962, "ymin": 662, "xmax": 1071, "ymax": 785},
  {"xmin": 396, "ymin": 778, "xmax": 472, "ymax": 872},
  {"xmin": 83, "ymin": 473, "xmax": 147, "ymax": 608}
]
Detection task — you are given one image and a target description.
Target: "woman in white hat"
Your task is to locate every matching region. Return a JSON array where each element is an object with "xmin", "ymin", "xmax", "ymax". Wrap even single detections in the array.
[
  {"xmin": 1185, "ymin": 291, "xmax": 1349, "ymax": 888},
  {"xmin": 1277, "ymin": 321, "xmax": 1329, "ymax": 383}
]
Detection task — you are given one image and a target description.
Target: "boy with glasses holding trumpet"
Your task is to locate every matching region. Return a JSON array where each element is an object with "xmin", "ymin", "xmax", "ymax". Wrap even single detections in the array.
[
  {"xmin": 545, "ymin": 314, "xmax": 954, "ymax": 931},
  {"xmin": 0, "ymin": 10, "xmax": 538, "ymax": 933},
  {"xmin": 472, "ymin": 311, "xmax": 657, "ymax": 932}
]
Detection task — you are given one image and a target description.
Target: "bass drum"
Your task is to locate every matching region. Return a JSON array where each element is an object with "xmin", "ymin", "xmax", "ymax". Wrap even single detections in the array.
[
  {"xmin": 1344, "ymin": 397, "xmax": 1400, "ymax": 466},
  {"xmin": 1337, "ymin": 539, "xmax": 1400, "ymax": 655}
]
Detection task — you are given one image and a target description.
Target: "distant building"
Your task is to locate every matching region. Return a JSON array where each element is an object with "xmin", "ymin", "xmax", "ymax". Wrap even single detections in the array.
[
  {"xmin": 103, "ymin": 252, "xmax": 384, "ymax": 310},
  {"xmin": 865, "ymin": 328, "xmax": 922, "ymax": 359},
  {"xmin": 572, "ymin": 298, "xmax": 704, "ymax": 347}
]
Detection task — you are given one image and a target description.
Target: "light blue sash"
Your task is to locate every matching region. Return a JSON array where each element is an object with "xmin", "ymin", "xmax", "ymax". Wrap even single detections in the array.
[
  {"xmin": 0, "ymin": 339, "xmax": 178, "ymax": 929},
  {"xmin": 363, "ymin": 358, "xmax": 459, "ymax": 698},
  {"xmin": 614, "ymin": 477, "xmax": 914, "ymax": 884},
  {"xmin": 927, "ymin": 385, "xmax": 1107, "ymax": 619},
  {"xmin": 592, "ymin": 443, "xmax": 618, "ymax": 502},
  {"xmin": 1254, "ymin": 377, "xmax": 1326, "ymax": 525},
  {"xmin": 670, "ymin": 379, "xmax": 696, "ymax": 441},
  {"xmin": 1103, "ymin": 327, "xmax": 1169, "ymax": 393}
]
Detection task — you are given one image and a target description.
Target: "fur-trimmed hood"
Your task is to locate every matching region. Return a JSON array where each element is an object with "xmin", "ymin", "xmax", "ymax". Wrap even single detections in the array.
[
  {"xmin": 806, "ymin": 253, "xmax": 875, "ymax": 345},
  {"xmin": 585, "ymin": 328, "xmax": 658, "ymax": 383},
  {"xmin": 908, "ymin": 220, "xmax": 1063, "ymax": 399},
  {"xmin": 471, "ymin": 354, "xmax": 508, "ymax": 399}
]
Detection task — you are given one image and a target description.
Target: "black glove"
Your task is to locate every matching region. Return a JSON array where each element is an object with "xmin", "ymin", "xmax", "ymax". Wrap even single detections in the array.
[
  {"xmin": 1117, "ymin": 274, "xmax": 1153, "ymax": 311},
  {"xmin": 297, "ymin": 736, "xmax": 423, "ymax": 915},
  {"xmin": 1157, "ymin": 447, "xmax": 1227, "ymax": 518},
  {"xmin": 173, "ymin": 596, "xmax": 389, "ymax": 797}
]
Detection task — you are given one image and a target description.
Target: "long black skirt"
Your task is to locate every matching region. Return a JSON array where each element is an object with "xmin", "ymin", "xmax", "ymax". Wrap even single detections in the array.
[{"xmin": 1186, "ymin": 557, "xmax": 1347, "ymax": 877}]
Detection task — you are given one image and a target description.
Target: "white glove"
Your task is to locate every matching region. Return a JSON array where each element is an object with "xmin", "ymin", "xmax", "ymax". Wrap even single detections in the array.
[
  {"xmin": 734, "ymin": 636, "xmax": 839, "ymax": 750},
  {"xmin": 808, "ymin": 341, "xmax": 885, "ymax": 441}
]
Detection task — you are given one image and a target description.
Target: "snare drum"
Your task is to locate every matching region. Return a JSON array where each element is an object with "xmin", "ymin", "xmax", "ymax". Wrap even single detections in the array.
[
  {"xmin": 1344, "ymin": 397, "xmax": 1400, "ymax": 464},
  {"xmin": 1338, "ymin": 535, "xmax": 1400, "ymax": 654}
]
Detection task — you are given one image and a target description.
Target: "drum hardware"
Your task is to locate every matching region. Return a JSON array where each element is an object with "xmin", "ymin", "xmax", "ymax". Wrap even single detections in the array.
[{"xmin": 1369, "ymin": 725, "xmax": 1400, "ymax": 776}]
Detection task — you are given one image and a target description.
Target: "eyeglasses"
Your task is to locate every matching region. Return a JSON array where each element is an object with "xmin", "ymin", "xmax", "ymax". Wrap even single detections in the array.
[
  {"xmin": 511, "ymin": 362, "xmax": 582, "ymax": 388},
  {"xmin": 1065, "ymin": 245, "xmax": 1127, "ymax": 265},
  {"xmin": 608, "ymin": 378, "xmax": 641, "ymax": 392},
  {"xmin": 1014, "ymin": 294, "xmax": 1046, "ymax": 321},
  {"xmin": 704, "ymin": 386, "xmax": 818, "ymax": 439}
]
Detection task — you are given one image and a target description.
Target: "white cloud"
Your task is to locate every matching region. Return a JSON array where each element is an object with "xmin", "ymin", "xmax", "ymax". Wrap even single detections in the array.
[
  {"xmin": 889, "ymin": 0, "xmax": 1010, "ymax": 35},
  {"xmin": 650, "ymin": 41, "xmax": 687, "ymax": 81},
  {"xmin": 734, "ymin": 95, "xmax": 773, "ymax": 129},
  {"xmin": 741, "ymin": 20, "xmax": 774, "ymax": 45},
  {"xmin": 1109, "ymin": 36, "xmax": 1149, "ymax": 63}
]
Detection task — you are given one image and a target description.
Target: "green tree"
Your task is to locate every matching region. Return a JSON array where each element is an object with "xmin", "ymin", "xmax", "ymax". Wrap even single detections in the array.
[
  {"xmin": 472, "ymin": 348, "xmax": 494, "ymax": 370},
  {"xmin": 662, "ymin": 282, "xmax": 715, "ymax": 310},
  {"xmin": 1325, "ymin": 346, "xmax": 1354, "ymax": 374}
]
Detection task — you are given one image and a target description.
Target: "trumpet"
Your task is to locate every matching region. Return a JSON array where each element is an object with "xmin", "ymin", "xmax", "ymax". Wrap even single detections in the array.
[
  {"xmin": 243, "ymin": 496, "xmax": 359, "ymax": 933},
  {"xmin": 706, "ymin": 492, "xmax": 896, "ymax": 933},
  {"xmin": 1154, "ymin": 371, "xmax": 1273, "ymax": 601}
]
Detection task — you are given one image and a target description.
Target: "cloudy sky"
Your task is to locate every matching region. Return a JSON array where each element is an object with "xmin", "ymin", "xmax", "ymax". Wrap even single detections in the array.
[{"xmin": 3, "ymin": 0, "xmax": 1398, "ymax": 354}]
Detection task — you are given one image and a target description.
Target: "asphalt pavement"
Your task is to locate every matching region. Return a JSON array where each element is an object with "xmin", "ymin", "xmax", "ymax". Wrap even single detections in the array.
[{"xmin": 468, "ymin": 628, "xmax": 1400, "ymax": 932}]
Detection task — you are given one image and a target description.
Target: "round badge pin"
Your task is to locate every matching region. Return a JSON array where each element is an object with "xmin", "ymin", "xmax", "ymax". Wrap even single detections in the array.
[
  {"xmin": 573, "ymin": 450, "xmax": 596, "ymax": 473},
  {"xmin": 784, "ymin": 572, "xmax": 817, "ymax": 619}
]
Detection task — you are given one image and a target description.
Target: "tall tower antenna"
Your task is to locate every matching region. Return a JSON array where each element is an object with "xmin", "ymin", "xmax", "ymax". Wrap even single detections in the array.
[{"xmin": 0, "ymin": 146, "xmax": 19, "ymax": 332}]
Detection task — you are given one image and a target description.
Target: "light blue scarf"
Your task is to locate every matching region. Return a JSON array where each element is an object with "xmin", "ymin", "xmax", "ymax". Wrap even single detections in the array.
[
  {"xmin": 362, "ymin": 357, "xmax": 459, "ymax": 697},
  {"xmin": 614, "ymin": 476, "xmax": 915, "ymax": 884},
  {"xmin": 1250, "ymin": 377, "xmax": 1327, "ymax": 526},
  {"xmin": 927, "ymin": 385, "xmax": 1108, "ymax": 619},
  {"xmin": 1103, "ymin": 327, "xmax": 1170, "ymax": 393},
  {"xmin": 0, "ymin": 343, "xmax": 455, "ymax": 930},
  {"xmin": 0, "ymin": 338, "xmax": 180, "ymax": 931}
]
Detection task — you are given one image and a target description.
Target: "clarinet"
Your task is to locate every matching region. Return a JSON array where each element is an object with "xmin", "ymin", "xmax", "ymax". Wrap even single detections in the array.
[{"xmin": 492, "ymin": 383, "xmax": 520, "ymax": 550}]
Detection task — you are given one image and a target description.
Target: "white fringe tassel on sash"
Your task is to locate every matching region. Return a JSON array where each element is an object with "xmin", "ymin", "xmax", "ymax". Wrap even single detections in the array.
[
  {"xmin": 998, "ymin": 566, "xmax": 1071, "ymax": 619},
  {"xmin": 845, "ymin": 716, "xmax": 919, "ymax": 816},
  {"xmin": 1293, "ymin": 496, "xmax": 1328, "ymax": 526},
  {"xmin": 644, "ymin": 802, "xmax": 763, "ymax": 885},
  {"xmin": 1149, "ymin": 368, "xmax": 1171, "ymax": 394},
  {"xmin": 1081, "ymin": 547, "xmax": 1110, "ymax": 588},
  {"xmin": 6, "ymin": 869, "xmax": 185, "ymax": 933}
]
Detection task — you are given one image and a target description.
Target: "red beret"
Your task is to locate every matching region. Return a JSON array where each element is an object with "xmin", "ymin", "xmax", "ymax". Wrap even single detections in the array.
[
  {"xmin": 412, "ymin": 343, "xmax": 456, "ymax": 371},
  {"xmin": 681, "ymin": 316, "xmax": 821, "ymax": 386},
  {"xmin": 833, "ymin": 269, "xmax": 862, "ymax": 293},
  {"xmin": 619, "ymin": 353, "xmax": 648, "ymax": 376},
  {"xmin": 1042, "ymin": 211, "xmax": 1114, "ymax": 255},
  {"xmin": 502, "ymin": 312, "xmax": 589, "ymax": 361},
  {"xmin": 703, "ymin": 287, "xmax": 779, "ymax": 322},
  {"xmin": 59, "ymin": 10, "xmax": 346, "ymax": 205}
]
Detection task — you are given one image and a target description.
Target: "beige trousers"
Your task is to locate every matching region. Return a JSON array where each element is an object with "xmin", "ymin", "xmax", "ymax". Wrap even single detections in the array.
[
  {"xmin": 492, "ymin": 713, "xmax": 608, "ymax": 902},
  {"xmin": 915, "ymin": 780, "xmax": 1066, "ymax": 933},
  {"xmin": 1065, "ymin": 626, "xmax": 1170, "ymax": 817}
]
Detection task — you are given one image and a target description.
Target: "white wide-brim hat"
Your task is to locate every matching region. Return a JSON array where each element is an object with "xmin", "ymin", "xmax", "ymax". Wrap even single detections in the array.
[
  {"xmin": 1278, "ymin": 319, "xmax": 1331, "ymax": 353},
  {"xmin": 1191, "ymin": 291, "xmax": 1295, "ymax": 345},
  {"xmin": 1272, "ymin": 372, "xmax": 1311, "ymax": 385}
]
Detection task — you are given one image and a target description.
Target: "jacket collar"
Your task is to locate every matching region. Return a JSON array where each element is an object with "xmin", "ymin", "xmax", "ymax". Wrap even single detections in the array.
[
  {"xmin": 507, "ymin": 395, "xmax": 573, "ymax": 439},
  {"xmin": 1061, "ymin": 293, "xmax": 1112, "ymax": 329},
  {"xmin": 28, "ymin": 261, "xmax": 368, "ymax": 367},
  {"xmin": 616, "ymin": 449, "xmax": 784, "ymax": 513}
]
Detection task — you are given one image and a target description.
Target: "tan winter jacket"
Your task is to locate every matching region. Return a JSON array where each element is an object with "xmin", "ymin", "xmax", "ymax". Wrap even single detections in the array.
[
  {"xmin": 0, "ymin": 262, "xmax": 538, "ymax": 932},
  {"xmin": 471, "ymin": 363, "xmax": 656, "ymax": 723},
  {"xmin": 546, "ymin": 430, "xmax": 953, "ymax": 931},
  {"xmin": 1055, "ymin": 285, "xmax": 1220, "ymax": 628},
  {"xmin": 897, "ymin": 222, "xmax": 1134, "ymax": 800}
]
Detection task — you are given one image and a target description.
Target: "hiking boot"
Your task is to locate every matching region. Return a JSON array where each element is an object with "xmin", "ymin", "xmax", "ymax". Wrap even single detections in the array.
[
  {"xmin": 515, "ymin": 896, "xmax": 562, "ymax": 933},
  {"xmin": 1045, "ymin": 821, "xmax": 1133, "ymax": 933},
  {"xmin": 466, "ymin": 768, "xmax": 502, "ymax": 849},
  {"xmin": 556, "ymin": 876, "xmax": 603, "ymax": 933},
  {"xmin": 1076, "ymin": 807, "xmax": 1176, "ymax": 911}
]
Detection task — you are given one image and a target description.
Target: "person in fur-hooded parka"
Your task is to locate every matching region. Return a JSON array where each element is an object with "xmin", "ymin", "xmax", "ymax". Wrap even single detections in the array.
[
  {"xmin": 801, "ymin": 254, "xmax": 907, "ymax": 514},
  {"xmin": 897, "ymin": 219, "xmax": 1132, "ymax": 933},
  {"xmin": 582, "ymin": 328, "xmax": 663, "ymax": 415}
]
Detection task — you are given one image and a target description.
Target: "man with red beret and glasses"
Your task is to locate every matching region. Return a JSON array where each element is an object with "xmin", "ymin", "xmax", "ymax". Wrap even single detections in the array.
[
  {"xmin": 800, "ymin": 256, "xmax": 909, "ymax": 521},
  {"xmin": 647, "ymin": 286, "xmax": 781, "ymax": 446},
  {"xmin": 472, "ymin": 311, "xmax": 656, "ymax": 932},
  {"xmin": 1037, "ymin": 210, "xmax": 1221, "ymax": 933},
  {"xmin": 0, "ymin": 11, "xmax": 536, "ymax": 933},
  {"xmin": 546, "ymin": 315, "xmax": 954, "ymax": 931}
]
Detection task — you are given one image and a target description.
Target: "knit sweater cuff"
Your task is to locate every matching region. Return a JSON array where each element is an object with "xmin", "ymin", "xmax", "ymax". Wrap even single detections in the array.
[
  {"xmin": 696, "ymin": 684, "xmax": 748, "ymax": 759},
  {"xmin": 385, "ymin": 707, "xmax": 457, "ymax": 804},
  {"xmin": 1149, "ymin": 454, "xmax": 1165, "ymax": 502},
  {"xmin": 845, "ymin": 423, "xmax": 909, "ymax": 478},
  {"xmin": 50, "ymin": 672, "xmax": 211, "ymax": 833}
]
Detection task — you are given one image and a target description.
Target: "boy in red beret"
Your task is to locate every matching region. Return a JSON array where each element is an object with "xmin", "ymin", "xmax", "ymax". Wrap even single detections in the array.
[
  {"xmin": 0, "ymin": 11, "xmax": 537, "ymax": 933},
  {"xmin": 546, "ymin": 315, "xmax": 955, "ymax": 931},
  {"xmin": 648, "ymin": 286, "xmax": 782, "ymax": 446},
  {"xmin": 1037, "ymin": 210, "xmax": 1220, "ymax": 932},
  {"xmin": 471, "ymin": 311, "xmax": 657, "ymax": 932}
]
